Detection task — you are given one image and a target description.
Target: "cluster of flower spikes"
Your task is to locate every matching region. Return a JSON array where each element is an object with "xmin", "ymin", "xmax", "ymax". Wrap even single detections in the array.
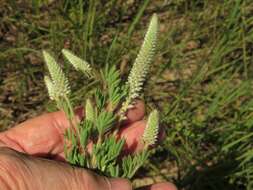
[{"xmin": 43, "ymin": 14, "xmax": 159, "ymax": 179}]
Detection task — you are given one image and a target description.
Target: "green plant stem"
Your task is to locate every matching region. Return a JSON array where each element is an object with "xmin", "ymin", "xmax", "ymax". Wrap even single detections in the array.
[{"xmin": 63, "ymin": 95, "xmax": 87, "ymax": 157}]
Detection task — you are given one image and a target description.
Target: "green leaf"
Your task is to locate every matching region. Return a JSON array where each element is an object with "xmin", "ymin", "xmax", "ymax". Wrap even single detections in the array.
[
  {"xmin": 95, "ymin": 111, "xmax": 116, "ymax": 135},
  {"xmin": 95, "ymin": 88, "xmax": 106, "ymax": 111},
  {"xmin": 108, "ymin": 164, "xmax": 119, "ymax": 177},
  {"xmin": 122, "ymin": 151, "xmax": 149, "ymax": 178},
  {"xmin": 102, "ymin": 65, "xmax": 126, "ymax": 109},
  {"xmin": 92, "ymin": 137, "xmax": 125, "ymax": 172},
  {"xmin": 79, "ymin": 120, "xmax": 93, "ymax": 148}
]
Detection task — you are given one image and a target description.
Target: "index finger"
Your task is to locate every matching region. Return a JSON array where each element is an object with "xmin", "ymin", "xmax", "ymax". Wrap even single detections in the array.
[{"xmin": 0, "ymin": 100, "xmax": 145, "ymax": 158}]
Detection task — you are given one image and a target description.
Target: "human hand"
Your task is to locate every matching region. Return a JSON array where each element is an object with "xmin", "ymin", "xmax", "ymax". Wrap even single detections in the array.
[{"xmin": 0, "ymin": 101, "xmax": 177, "ymax": 190}]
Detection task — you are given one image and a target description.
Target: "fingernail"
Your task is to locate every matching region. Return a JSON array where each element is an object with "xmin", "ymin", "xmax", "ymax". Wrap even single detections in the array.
[{"xmin": 110, "ymin": 178, "xmax": 132, "ymax": 190}]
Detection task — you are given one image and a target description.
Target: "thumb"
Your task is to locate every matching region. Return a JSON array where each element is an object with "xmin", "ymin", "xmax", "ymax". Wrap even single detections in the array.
[
  {"xmin": 0, "ymin": 147, "xmax": 132, "ymax": 190},
  {"xmin": 73, "ymin": 169, "xmax": 132, "ymax": 190},
  {"xmin": 89, "ymin": 176, "xmax": 132, "ymax": 190}
]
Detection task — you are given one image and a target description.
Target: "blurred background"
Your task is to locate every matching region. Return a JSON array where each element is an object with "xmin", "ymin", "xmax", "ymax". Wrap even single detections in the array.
[{"xmin": 1, "ymin": 0, "xmax": 253, "ymax": 189}]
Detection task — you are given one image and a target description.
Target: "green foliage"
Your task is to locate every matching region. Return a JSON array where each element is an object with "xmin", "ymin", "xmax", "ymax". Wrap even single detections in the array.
[
  {"xmin": 43, "ymin": 14, "xmax": 159, "ymax": 180},
  {"xmin": 92, "ymin": 137, "xmax": 124, "ymax": 173},
  {"xmin": 101, "ymin": 65, "xmax": 127, "ymax": 110},
  {"xmin": 79, "ymin": 120, "xmax": 93, "ymax": 148},
  {"xmin": 122, "ymin": 151, "xmax": 150, "ymax": 179},
  {"xmin": 95, "ymin": 110, "xmax": 116, "ymax": 136},
  {"xmin": 94, "ymin": 89, "xmax": 106, "ymax": 111}
]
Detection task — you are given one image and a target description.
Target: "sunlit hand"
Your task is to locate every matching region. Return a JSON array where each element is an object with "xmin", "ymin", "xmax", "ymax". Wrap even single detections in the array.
[{"xmin": 0, "ymin": 101, "xmax": 177, "ymax": 190}]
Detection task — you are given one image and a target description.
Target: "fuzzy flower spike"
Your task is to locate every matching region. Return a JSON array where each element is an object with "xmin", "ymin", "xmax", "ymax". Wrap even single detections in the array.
[
  {"xmin": 121, "ymin": 14, "xmax": 158, "ymax": 117},
  {"xmin": 142, "ymin": 109, "xmax": 159, "ymax": 147},
  {"xmin": 43, "ymin": 50, "xmax": 70, "ymax": 100}
]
